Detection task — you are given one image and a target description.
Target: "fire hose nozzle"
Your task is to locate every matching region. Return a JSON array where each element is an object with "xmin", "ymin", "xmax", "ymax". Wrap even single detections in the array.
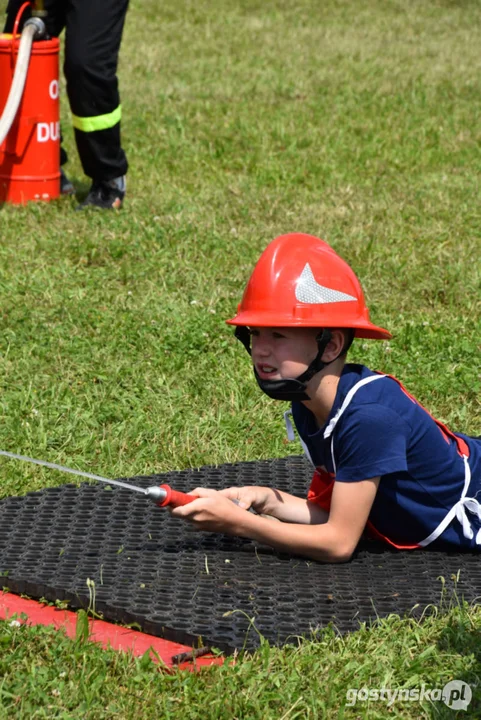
[
  {"xmin": 145, "ymin": 486, "xmax": 167, "ymax": 503},
  {"xmin": 145, "ymin": 484, "xmax": 197, "ymax": 508},
  {"xmin": 24, "ymin": 17, "xmax": 46, "ymax": 40}
]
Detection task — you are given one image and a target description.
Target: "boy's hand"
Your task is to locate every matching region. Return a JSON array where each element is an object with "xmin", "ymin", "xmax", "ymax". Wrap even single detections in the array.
[
  {"xmin": 217, "ymin": 486, "xmax": 262, "ymax": 511},
  {"xmin": 170, "ymin": 487, "xmax": 250, "ymax": 535}
]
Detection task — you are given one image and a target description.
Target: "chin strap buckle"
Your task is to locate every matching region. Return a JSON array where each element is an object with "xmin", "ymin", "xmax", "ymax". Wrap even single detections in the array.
[{"xmin": 284, "ymin": 409, "xmax": 296, "ymax": 441}]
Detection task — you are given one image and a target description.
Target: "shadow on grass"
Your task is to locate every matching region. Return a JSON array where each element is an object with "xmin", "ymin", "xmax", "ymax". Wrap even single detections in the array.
[{"xmin": 72, "ymin": 177, "xmax": 92, "ymax": 202}]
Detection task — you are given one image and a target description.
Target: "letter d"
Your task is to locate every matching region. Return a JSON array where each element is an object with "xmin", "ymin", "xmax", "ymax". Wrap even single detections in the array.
[{"xmin": 37, "ymin": 123, "xmax": 49, "ymax": 142}]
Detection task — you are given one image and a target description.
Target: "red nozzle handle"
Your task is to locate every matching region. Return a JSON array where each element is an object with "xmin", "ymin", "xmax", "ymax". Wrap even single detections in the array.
[{"xmin": 157, "ymin": 484, "xmax": 197, "ymax": 508}]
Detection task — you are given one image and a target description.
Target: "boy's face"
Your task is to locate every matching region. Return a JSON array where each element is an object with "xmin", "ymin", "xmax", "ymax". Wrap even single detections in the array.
[{"xmin": 250, "ymin": 326, "xmax": 319, "ymax": 381}]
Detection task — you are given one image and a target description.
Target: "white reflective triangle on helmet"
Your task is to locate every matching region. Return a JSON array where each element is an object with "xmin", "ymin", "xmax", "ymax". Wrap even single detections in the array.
[{"xmin": 295, "ymin": 263, "xmax": 357, "ymax": 304}]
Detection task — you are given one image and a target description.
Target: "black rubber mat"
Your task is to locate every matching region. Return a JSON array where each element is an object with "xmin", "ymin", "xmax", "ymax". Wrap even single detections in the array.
[{"xmin": 0, "ymin": 455, "xmax": 480, "ymax": 652}]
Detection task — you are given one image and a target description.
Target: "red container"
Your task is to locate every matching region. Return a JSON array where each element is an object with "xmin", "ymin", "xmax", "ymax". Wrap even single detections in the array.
[{"xmin": 0, "ymin": 33, "xmax": 60, "ymax": 204}]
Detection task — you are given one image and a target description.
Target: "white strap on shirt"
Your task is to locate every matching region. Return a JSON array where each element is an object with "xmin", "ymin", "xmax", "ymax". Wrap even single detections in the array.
[
  {"xmin": 418, "ymin": 455, "xmax": 479, "ymax": 547},
  {"xmin": 323, "ymin": 375, "xmax": 385, "ymax": 474}
]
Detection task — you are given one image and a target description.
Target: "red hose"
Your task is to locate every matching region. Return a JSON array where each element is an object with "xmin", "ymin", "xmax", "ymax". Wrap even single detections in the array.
[{"xmin": 11, "ymin": 1, "xmax": 32, "ymax": 66}]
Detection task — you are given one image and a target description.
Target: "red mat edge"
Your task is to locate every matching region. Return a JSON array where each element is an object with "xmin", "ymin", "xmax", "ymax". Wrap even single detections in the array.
[{"xmin": 0, "ymin": 591, "xmax": 224, "ymax": 670}]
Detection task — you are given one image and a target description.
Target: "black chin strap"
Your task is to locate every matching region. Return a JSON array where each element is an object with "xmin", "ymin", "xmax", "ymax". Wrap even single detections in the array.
[{"xmin": 234, "ymin": 326, "xmax": 333, "ymax": 401}]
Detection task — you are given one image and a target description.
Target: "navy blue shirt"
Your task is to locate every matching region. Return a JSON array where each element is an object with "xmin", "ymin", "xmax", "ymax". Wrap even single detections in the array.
[{"xmin": 292, "ymin": 364, "xmax": 481, "ymax": 549}]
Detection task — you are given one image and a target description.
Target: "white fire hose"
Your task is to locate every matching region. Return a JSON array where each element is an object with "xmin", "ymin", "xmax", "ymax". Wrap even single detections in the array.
[{"xmin": 0, "ymin": 17, "xmax": 46, "ymax": 147}]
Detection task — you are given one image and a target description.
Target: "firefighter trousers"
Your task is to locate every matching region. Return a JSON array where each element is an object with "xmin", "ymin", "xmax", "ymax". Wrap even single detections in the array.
[{"xmin": 5, "ymin": 0, "xmax": 129, "ymax": 181}]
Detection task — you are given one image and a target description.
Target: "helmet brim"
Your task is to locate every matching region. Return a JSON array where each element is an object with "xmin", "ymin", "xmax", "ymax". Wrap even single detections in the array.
[{"xmin": 226, "ymin": 313, "xmax": 392, "ymax": 340}]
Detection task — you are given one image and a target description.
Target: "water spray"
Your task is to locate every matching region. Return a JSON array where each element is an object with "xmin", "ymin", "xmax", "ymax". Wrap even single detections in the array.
[{"xmin": 0, "ymin": 450, "xmax": 196, "ymax": 508}]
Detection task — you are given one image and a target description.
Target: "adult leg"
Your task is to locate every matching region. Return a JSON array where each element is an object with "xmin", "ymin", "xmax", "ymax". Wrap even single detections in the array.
[{"xmin": 63, "ymin": 0, "xmax": 129, "ymax": 183}]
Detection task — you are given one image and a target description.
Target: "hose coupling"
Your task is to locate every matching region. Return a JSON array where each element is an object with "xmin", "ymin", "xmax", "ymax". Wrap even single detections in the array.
[{"xmin": 24, "ymin": 17, "xmax": 46, "ymax": 40}]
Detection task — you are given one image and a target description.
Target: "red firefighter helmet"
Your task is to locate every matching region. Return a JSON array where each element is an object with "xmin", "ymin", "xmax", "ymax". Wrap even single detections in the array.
[{"xmin": 226, "ymin": 233, "xmax": 391, "ymax": 340}]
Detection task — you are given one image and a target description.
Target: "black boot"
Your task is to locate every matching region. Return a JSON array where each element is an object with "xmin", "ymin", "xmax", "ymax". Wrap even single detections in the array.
[{"xmin": 76, "ymin": 176, "xmax": 126, "ymax": 210}]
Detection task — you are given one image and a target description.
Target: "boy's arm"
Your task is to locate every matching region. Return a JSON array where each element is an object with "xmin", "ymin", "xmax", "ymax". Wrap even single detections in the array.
[
  {"xmin": 171, "ymin": 478, "xmax": 380, "ymax": 563},
  {"xmin": 220, "ymin": 485, "xmax": 330, "ymax": 524}
]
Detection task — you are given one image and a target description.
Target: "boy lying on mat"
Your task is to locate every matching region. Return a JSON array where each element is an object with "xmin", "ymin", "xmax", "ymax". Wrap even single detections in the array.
[{"xmin": 171, "ymin": 233, "xmax": 481, "ymax": 562}]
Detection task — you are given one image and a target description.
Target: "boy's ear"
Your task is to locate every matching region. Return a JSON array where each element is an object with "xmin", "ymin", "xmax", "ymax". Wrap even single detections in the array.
[{"xmin": 321, "ymin": 330, "xmax": 346, "ymax": 362}]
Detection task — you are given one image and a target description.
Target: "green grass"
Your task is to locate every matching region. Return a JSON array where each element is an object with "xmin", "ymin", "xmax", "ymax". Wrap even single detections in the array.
[
  {"xmin": 0, "ymin": 0, "xmax": 481, "ymax": 716},
  {"xmin": 1, "ymin": 602, "xmax": 481, "ymax": 718}
]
